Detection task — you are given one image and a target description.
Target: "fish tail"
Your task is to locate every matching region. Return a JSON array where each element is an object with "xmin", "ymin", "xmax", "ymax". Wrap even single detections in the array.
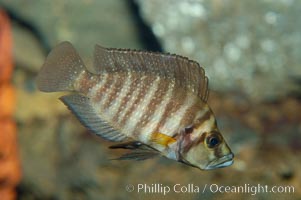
[{"xmin": 37, "ymin": 41, "xmax": 85, "ymax": 92}]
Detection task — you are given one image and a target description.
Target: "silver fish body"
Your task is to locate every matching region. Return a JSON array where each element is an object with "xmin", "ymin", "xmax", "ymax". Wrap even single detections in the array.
[{"xmin": 37, "ymin": 41, "xmax": 234, "ymax": 170}]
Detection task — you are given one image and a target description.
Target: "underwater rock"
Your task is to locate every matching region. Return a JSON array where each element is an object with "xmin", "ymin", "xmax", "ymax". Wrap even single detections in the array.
[
  {"xmin": 136, "ymin": 0, "xmax": 301, "ymax": 101},
  {"xmin": 1, "ymin": 0, "xmax": 142, "ymax": 72}
]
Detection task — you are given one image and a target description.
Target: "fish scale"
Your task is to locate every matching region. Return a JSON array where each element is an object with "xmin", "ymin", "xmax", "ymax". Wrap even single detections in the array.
[
  {"xmin": 108, "ymin": 74, "xmax": 133, "ymax": 120},
  {"xmin": 101, "ymin": 75, "xmax": 125, "ymax": 110},
  {"xmin": 97, "ymin": 75, "xmax": 117, "ymax": 107},
  {"xmin": 37, "ymin": 41, "xmax": 234, "ymax": 170},
  {"xmin": 126, "ymin": 77, "xmax": 162, "ymax": 134},
  {"xmin": 122, "ymin": 76, "xmax": 161, "ymax": 136},
  {"xmin": 89, "ymin": 76, "xmax": 108, "ymax": 101},
  {"xmin": 130, "ymin": 77, "xmax": 171, "ymax": 141},
  {"xmin": 139, "ymin": 82, "xmax": 175, "ymax": 142},
  {"xmin": 162, "ymin": 92, "xmax": 197, "ymax": 135},
  {"xmin": 117, "ymin": 76, "xmax": 153, "ymax": 128}
]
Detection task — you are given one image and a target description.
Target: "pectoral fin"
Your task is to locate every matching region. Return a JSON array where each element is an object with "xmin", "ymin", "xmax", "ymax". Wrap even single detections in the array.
[
  {"xmin": 109, "ymin": 141, "xmax": 144, "ymax": 150},
  {"xmin": 150, "ymin": 132, "xmax": 176, "ymax": 147}
]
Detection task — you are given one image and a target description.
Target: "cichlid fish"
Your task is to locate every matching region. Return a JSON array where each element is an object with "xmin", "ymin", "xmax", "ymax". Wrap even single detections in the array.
[{"xmin": 37, "ymin": 41, "xmax": 234, "ymax": 170}]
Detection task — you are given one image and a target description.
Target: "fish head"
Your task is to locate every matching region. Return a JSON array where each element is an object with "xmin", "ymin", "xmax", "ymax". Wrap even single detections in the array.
[
  {"xmin": 179, "ymin": 110, "xmax": 234, "ymax": 170},
  {"xmin": 183, "ymin": 130, "xmax": 234, "ymax": 170}
]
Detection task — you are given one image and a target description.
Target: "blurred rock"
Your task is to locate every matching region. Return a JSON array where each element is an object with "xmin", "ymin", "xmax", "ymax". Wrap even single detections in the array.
[
  {"xmin": 136, "ymin": 0, "xmax": 301, "ymax": 102},
  {"xmin": 12, "ymin": 24, "xmax": 45, "ymax": 73},
  {"xmin": 1, "ymin": 0, "xmax": 143, "ymax": 72},
  {"xmin": 216, "ymin": 115, "xmax": 259, "ymax": 155}
]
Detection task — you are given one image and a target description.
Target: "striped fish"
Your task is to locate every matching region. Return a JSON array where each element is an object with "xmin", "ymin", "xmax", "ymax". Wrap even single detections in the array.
[{"xmin": 37, "ymin": 41, "xmax": 234, "ymax": 170}]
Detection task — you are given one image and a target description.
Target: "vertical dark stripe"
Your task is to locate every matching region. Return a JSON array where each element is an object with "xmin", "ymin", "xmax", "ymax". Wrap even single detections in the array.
[
  {"xmin": 118, "ymin": 75, "xmax": 156, "ymax": 128},
  {"xmin": 102, "ymin": 74, "xmax": 125, "ymax": 109},
  {"xmin": 91, "ymin": 74, "xmax": 115, "ymax": 103},
  {"xmin": 133, "ymin": 78, "xmax": 169, "ymax": 135},
  {"xmin": 157, "ymin": 87, "xmax": 188, "ymax": 132}
]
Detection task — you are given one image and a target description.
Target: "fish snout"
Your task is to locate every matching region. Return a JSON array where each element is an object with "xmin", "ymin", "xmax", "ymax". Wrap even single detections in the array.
[{"xmin": 205, "ymin": 152, "xmax": 234, "ymax": 170}]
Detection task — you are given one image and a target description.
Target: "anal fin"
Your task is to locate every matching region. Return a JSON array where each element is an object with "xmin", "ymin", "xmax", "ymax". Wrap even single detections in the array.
[
  {"xmin": 60, "ymin": 94, "xmax": 126, "ymax": 142},
  {"xmin": 115, "ymin": 151, "xmax": 159, "ymax": 161}
]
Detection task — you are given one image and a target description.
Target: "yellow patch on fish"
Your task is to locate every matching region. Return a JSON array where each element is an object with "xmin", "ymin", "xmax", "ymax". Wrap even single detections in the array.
[{"xmin": 151, "ymin": 132, "xmax": 176, "ymax": 147}]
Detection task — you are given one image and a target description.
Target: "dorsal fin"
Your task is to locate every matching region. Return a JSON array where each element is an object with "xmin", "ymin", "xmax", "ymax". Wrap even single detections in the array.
[{"xmin": 93, "ymin": 45, "xmax": 209, "ymax": 102}]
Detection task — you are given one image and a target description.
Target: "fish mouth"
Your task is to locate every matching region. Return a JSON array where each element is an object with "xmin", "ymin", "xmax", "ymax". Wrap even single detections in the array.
[{"xmin": 205, "ymin": 153, "xmax": 234, "ymax": 170}]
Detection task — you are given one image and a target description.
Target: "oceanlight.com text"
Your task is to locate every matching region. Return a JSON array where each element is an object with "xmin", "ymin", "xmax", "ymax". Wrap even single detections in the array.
[
  {"xmin": 125, "ymin": 183, "xmax": 295, "ymax": 196},
  {"xmin": 208, "ymin": 183, "xmax": 294, "ymax": 195}
]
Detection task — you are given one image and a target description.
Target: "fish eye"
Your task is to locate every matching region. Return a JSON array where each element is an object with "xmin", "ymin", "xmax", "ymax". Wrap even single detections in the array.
[{"xmin": 206, "ymin": 132, "xmax": 221, "ymax": 148}]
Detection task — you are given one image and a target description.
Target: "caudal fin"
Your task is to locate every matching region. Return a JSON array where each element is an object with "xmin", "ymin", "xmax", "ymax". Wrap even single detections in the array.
[{"xmin": 37, "ymin": 41, "xmax": 85, "ymax": 92}]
